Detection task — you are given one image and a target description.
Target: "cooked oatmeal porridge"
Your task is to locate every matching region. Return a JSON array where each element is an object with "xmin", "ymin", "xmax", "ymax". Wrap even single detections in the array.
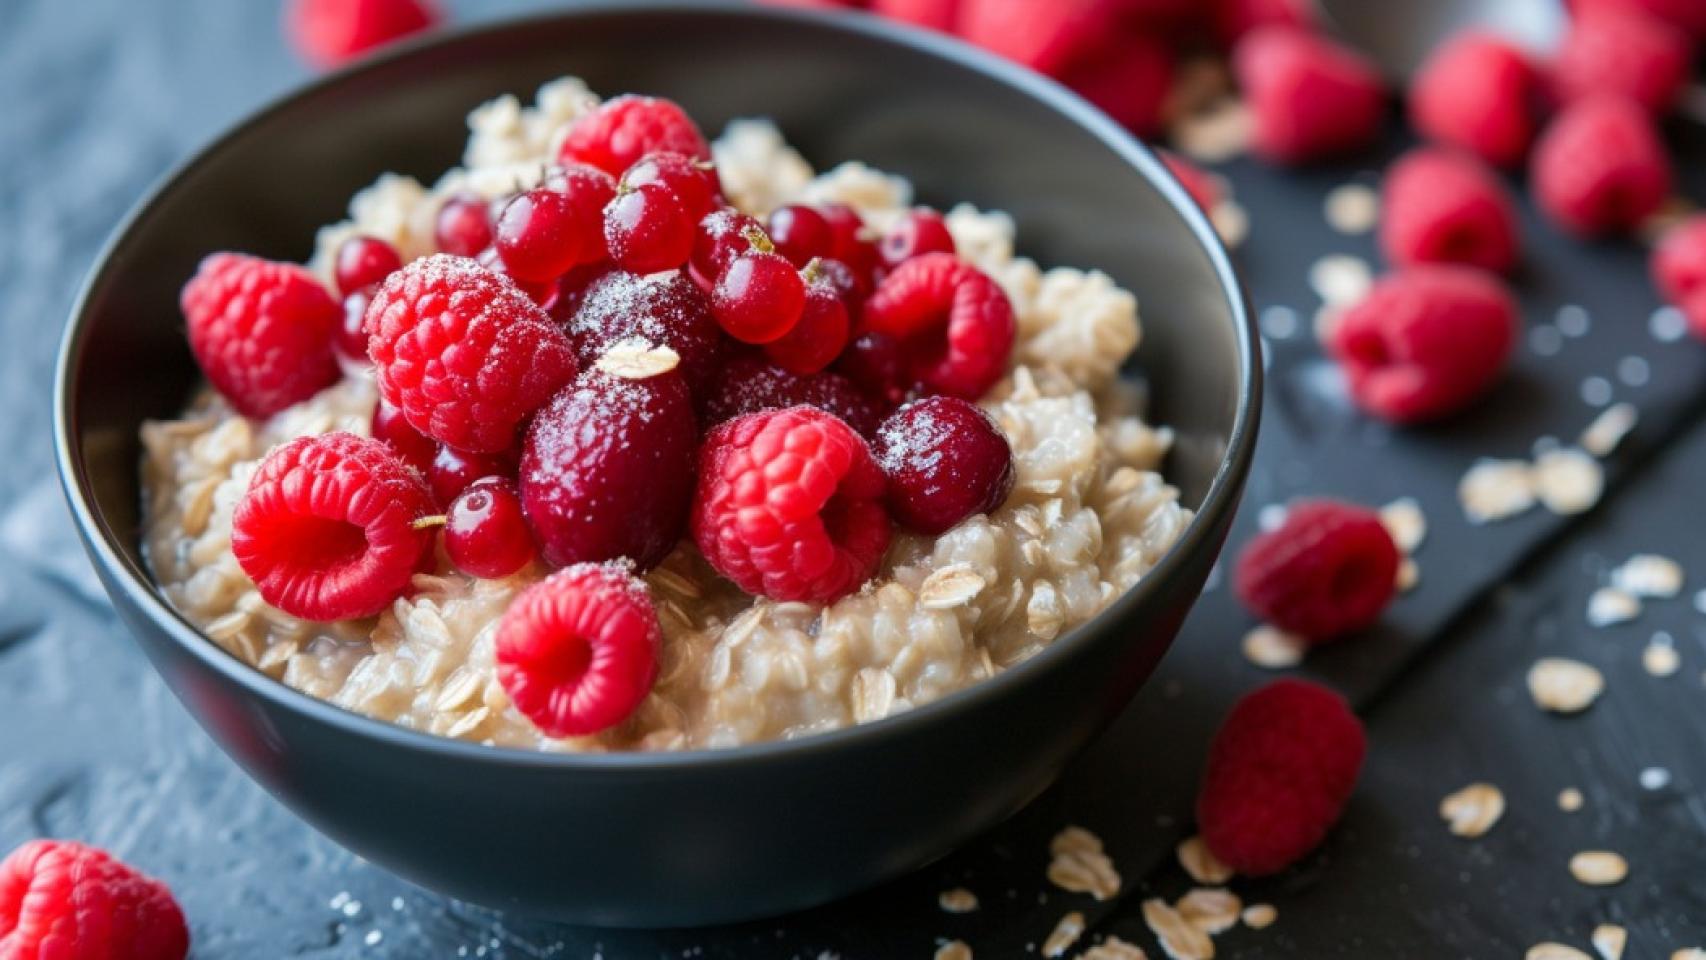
[{"xmin": 141, "ymin": 78, "xmax": 1190, "ymax": 752}]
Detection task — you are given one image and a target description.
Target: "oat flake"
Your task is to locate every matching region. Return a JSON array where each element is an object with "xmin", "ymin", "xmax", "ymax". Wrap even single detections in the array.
[
  {"xmin": 1591, "ymin": 924, "xmax": 1627, "ymax": 960},
  {"xmin": 1611, "ymin": 554, "xmax": 1684, "ymax": 598},
  {"xmin": 1396, "ymin": 557, "xmax": 1419, "ymax": 592},
  {"xmin": 1176, "ymin": 835, "xmax": 1235, "ymax": 885},
  {"xmin": 1041, "ymin": 911, "xmax": 1086, "ymax": 958},
  {"xmin": 1324, "ymin": 183, "xmax": 1379, "ymax": 235},
  {"xmin": 1439, "ymin": 783, "xmax": 1505, "ymax": 838},
  {"xmin": 1459, "ymin": 459, "xmax": 1537, "ymax": 523},
  {"xmin": 1209, "ymin": 200, "xmax": 1249, "ymax": 249},
  {"xmin": 1587, "ymin": 587, "xmax": 1641, "ymax": 627},
  {"xmin": 1533, "ymin": 448, "xmax": 1603, "ymax": 515},
  {"xmin": 1558, "ymin": 787, "xmax": 1585, "ymax": 812},
  {"xmin": 1241, "ymin": 625, "xmax": 1305, "ymax": 669},
  {"xmin": 1241, "ymin": 904, "xmax": 1277, "ymax": 930},
  {"xmin": 1176, "ymin": 888, "xmax": 1241, "ymax": 936},
  {"xmin": 1142, "ymin": 898, "xmax": 1215, "ymax": 960},
  {"xmin": 920, "ymin": 566, "xmax": 987, "ymax": 610},
  {"xmin": 1580, "ymin": 403, "xmax": 1637, "ymax": 457},
  {"xmin": 935, "ymin": 939, "xmax": 973, "ymax": 960},
  {"xmin": 1172, "ymin": 97, "xmax": 1250, "ymax": 163},
  {"xmin": 1528, "ymin": 944, "xmax": 1594, "ymax": 960},
  {"xmin": 1672, "ymin": 950, "xmax": 1706, "ymax": 960},
  {"xmin": 1379, "ymin": 497, "xmax": 1427, "ymax": 553},
  {"xmin": 593, "ymin": 338, "xmax": 680, "ymax": 379},
  {"xmin": 1047, "ymin": 827, "xmax": 1121, "ymax": 901},
  {"xmin": 1527, "ymin": 658, "xmax": 1605, "ymax": 713},
  {"xmin": 1569, "ymin": 850, "xmax": 1628, "ymax": 886},
  {"xmin": 1643, "ymin": 637, "xmax": 1681, "ymax": 677},
  {"xmin": 1308, "ymin": 254, "xmax": 1373, "ymax": 306},
  {"xmin": 938, "ymin": 888, "xmax": 978, "ymax": 913},
  {"xmin": 1078, "ymin": 937, "xmax": 1150, "ymax": 960}
]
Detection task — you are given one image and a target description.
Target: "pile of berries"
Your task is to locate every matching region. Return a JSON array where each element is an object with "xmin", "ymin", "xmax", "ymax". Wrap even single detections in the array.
[{"xmin": 180, "ymin": 94, "xmax": 1019, "ymax": 739}]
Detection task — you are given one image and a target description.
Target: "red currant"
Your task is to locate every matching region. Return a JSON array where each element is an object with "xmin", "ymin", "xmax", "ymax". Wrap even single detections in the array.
[
  {"xmin": 370, "ymin": 397, "xmax": 435, "ymax": 473},
  {"xmin": 444, "ymin": 477, "xmax": 536, "ymax": 578},
  {"xmin": 764, "ymin": 261, "xmax": 851, "ymax": 374},
  {"xmin": 603, "ymin": 181, "xmax": 694, "ymax": 274},
  {"xmin": 429, "ymin": 443, "xmax": 518, "ymax": 506},
  {"xmin": 334, "ymin": 289, "xmax": 372, "ymax": 365},
  {"xmin": 821, "ymin": 202, "xmax": 881, "ymax": 294},
  {"xmin": 879, "ymin": 208, "xmax": 956, "ymax": 271},
  {"xmin": 623, "ymin": 151, "xmax": 721, "ymax": 220},
  {"xmin": 835, "ymin": 331, "xmax": 909, "ymax": 408},
  {"xmin": 334, "ymin": 235, "xmax": 403, "ymax": 296},
  {"xmin": 766, "ymin": 204, "xmax": 833, "ymax": 268},
  {"xmin": 690, "ymin": 208, "xmax": 761, "ymax": 289},
  {"xmin": 477, "ymin": 246, "xmax": 562, "ymax": 310},
  {"xmin": 434, "ymin": 195, "xmax": 494, "ymax": 257},
  {"xmin": 495, "ymin": 167, "xmax": 614, "ymax": 282},
  {"xmin": 712, "ymin": 245, "xmax": 806, "ymax": 344}
]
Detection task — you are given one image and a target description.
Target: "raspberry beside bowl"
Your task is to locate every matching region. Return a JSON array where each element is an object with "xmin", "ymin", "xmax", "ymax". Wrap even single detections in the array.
[{"xmin": 53, "ymin": 3, "xmax": 1258, "ymax": 926}]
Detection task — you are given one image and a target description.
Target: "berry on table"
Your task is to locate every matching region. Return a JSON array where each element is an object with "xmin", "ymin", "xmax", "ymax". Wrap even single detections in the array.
[
  {"xmin": 181, "ymin": 252, "xmax": 342, "ymax": 419},
  {"xmin": 711, "ymin": 239, "xmax": 807, "ymax": 344},
  {"xmin": 232, "ymin": 432, "xmax": 437, "ymax": 621},
  {"xmin": 1651, "ymin": 215, "xmax": 1706, "ymax": 304},
  {"xmin": 0, "ymin": 839, "xmax": 190, "ymax": 960},
  {"xmin": 365, "ymin": 254, "xmax": 579, "ymax": 453},
  {"xmin": 557, "ymin": 95, "xmax": 711, "ymax": 179},
  {"xmin": 445, "ymin": 477, "xmax": 536, "ymax": 579},
  {"xmin": 495, "ymin": 167, "xmax": 616, "ymax": 283},
  {"xmin": 1195, "ymin": 679, "xmax": 1366, "ymax": 876},
  {"xmin": 369, "ymin": 396, "xmax": 435, "ymax": 473},
  {"xmin": 878, "ymin": 208, "xmax": 956, "ymax": 273},
  {"xmin": 519, "ymin": 367, "xmax": 698, "ymax": 571},
  {"xmin": 766, "ymin": 204, "xmax": 834, "ymax": 269},
  {"xmin": 333, "ymin": 234, "xmax": 403, "ymax": 297},
  {"xmin": 1554, "ymin": 9, "xmax": 1690, "ymax": 115},
  {"xmin": 434, "ymin": 194, "xmax": 495, "ymax": 257},
  {"xmin": 1531, "ymin": 95, "xmax": 1672, "ymax": 237},
  {"xmin": 1232, "ymin": 25, "xmax": 1387, "ymax": 165},
  {"xmin": 702, "ymin": 354, "xmax": 884, "ymax": 439},
  {"xmin": 1573, "ymin": 0, "xmax": 1706, "ymax": 40},
  {"xmin": 763, "ymin": 261, "xmax": 853, "ymax": 375},
  {"xmin": 563, "ymin": 269, "xmax": 727, "ymax": 398},
  {"xmin": 428, "ymin": 443, "xmax": 517, "ymax": 507},
  {"xmin": 1328, "ymin": 266, "xmax": 1518, "ymax": 424},
  {"xmin": 1407, "ymin": 32, "xmax": 1542, "ymax": 169},
  {"xmin": 1379, "ymin": 147, "xmax": 1520, "ymax": 274},
  {"xmin": 495, "ymin": 564, "xmax": 661, "ymax": 737},
  {"xmin": 692, "ymin": 406, "xmax": 892, "ymax": 604},
  {"xmin": 1233, "ymin": 499, "xmax": 1400, "ymax": 641},
  {"xmin": 875, "ymin": 396, "xmax": 1016, "ymax": 535},
  {"xmin": 861, "ymin": 252, "xmax": 1015, "ymax": 400},
  {"xmin": 603, "ymin": 181, "xmax": 695, "ymax": 274},
  {"xmin": 285, "ymin": 0, "xmax": 439, "ymax": 68},
  {"xmin": 622, "ymin": 151, "xmax": 722, "ymax": 221}
]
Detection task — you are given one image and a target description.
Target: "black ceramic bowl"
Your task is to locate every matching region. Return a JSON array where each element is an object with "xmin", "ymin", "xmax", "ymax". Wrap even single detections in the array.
[{"xmin": 54, "ymin": 2, "xmax": 1257, "ymax": 928}]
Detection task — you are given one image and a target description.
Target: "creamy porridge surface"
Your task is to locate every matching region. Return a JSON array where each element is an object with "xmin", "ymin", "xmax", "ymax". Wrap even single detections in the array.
[{"xmin": 140, "ymin": 78, "xmax": 1191, "ymax": 752}]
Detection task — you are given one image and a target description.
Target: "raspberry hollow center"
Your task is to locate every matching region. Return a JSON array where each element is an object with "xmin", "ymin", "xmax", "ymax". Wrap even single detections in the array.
[{"xmin": 269, "ymin": 515, "xmax": 369, "ymax": 573}]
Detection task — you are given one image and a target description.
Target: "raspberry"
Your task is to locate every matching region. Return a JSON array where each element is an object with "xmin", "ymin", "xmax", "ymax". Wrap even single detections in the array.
[
  {"xmin": 1160, "ymin": 150, "xmax": 1222, "ymax": 212},
  {"xmin": 1329, "ymin": 266, "xmax": 1517, "ymax": 423},
  {"xmin": 562, "ymin": 270, "xmax": 727, "ymax": 398},
  {"xmin": 1554, "ymin": 10, "xmax": 1690, "ymax": 115},
  {"xmin": 692, "ymin": 406, "xmax": 892, "ymax": 604},
  {"xmin": 1573, "ymin": 0, "xmax": 1706, "ymax": 40},
  {"xmin": 1379, "ymin": 147, "xmax": 1520, "ymax": 274},
  {"xmin": 285, "ymin": 0, "xmax": 438, "ymax": 67},
  {"xmin": 0, "ymin": 839, "xmax": 189, "ymax": 960},
  {"xmin": 861, "ymin": 252, "xmax": 1015, "ymax": 400},
  {"xmin": 557, "ymin": 95, "xmax": 711, "ymax": 179},
  {"xmin": 875, "ymin": 396, "xmax": 1015, "ymax": 534},
  {"xmin": 703, "ymin": 354, "xmax": 884, "ymax": 439},
  {"xmin": 955, "ymin": 0, "xmax": 1124, "ymax": 76},
  {"xmin": 1531, "ymin": 96, "xmax": 1673, "ymax": 237},
  {"xmin": 1651, "ymin": 215, "xmax": 1706, "ymax": 304},
  {"xmin": 1408, "ymin": 32, "xmax": 1542, "ymax": 169},
  {"xmin": 520, "ymin": 368, "xmax": 698, "ymax": 571},
  {"xmin": 365, "ymin": 254, "xmax": 578, "ymax": 453},
  {"xmin": 1058, "ymin": 29, "xmax": 1175, "ymax": 138},
  {"xmin": 763, "ymin": 264, "xmax": 852, "ymax": 375},
  {"xmin": 232, "ymin": 433, "xmax": 435, "ymax": 621},
  {"xmin": 1233, "ymin": 499, "xmax": 1400, "ymax": 641},
  {"xmin": 1195, "ymin": 679, "xmax": 1366, "ymax": 876},
  {"xmin": 1233, "ymin": 26, "xmax": 1387, "ymax": 165},
  {"xmin": 495, "ymin": 564, "xmax": 660, "ymax": 737},
  {"xmin": 445, "ymin": 478, "xmax": 536, "ymax": 579},
  {"xmin": 180, "ymin": 253, "xmax": 341, "ymax": 419}
]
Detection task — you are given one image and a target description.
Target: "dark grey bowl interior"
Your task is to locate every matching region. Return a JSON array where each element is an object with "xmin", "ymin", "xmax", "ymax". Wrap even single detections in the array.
[{"xmin": 54, "ymin": 3, "xmax": 1258, "ymax": 927}]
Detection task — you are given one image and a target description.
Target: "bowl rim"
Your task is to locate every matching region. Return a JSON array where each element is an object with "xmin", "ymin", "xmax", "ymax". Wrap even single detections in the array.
[{"xmin": 53, "ymin": 0, "xmax": 1260, "ymax": 773}]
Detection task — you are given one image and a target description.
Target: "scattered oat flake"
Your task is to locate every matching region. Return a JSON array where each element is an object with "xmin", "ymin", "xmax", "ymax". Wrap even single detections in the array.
[
  {"xmin": 1527, "ymin": 657, "xmax": 1605, "ymax": 714},
  {"xmin": 1580, "ymin": 403, "xmax": 1638, "ymax": 457},
  {"xmin": 1176, "ymin": 888, "xmax": 1242, "ymax": 936},
  {"xmin": 1459, "ymin": 459, "xmax": 1537, "ymax": 523},
  {"xmin": 1210, "ymin": 200, "xmax": 1248, "ymax": 249},
  {"xmin": 1078, "ymin": 937, "xmax": 1149, "ymax": 960},
  {"xmin": 1379, "ymin": 497, "xmax": 1427, "ymax": 553},
  {"xmin": 1591, "ymin": 924, "xmax": 1627, "ymax": 960},
  {"xmin": 935, "ymin": 940, "xmax": 973, "ymax": 960},
  {"xmin": 593, "ymin": 338, "xmax": 680, "ymax": 379},
  {"xmin": 1241, "ymin": 624, "xmax": 1305, "ymax": 669},
  {"xmin": 1533, "ymin": 448, "xmax": 1603, "ymax": 515},
  {"xmin": 1173, "ymin": 97, "xmax": 1250, "ymax": 163},
  {"xmin": 1396, "ymin": 557, "xmax": 1419, "ymax": 592},
  {"xmin": 1324, "ymin": 182, "xmax": 1379, "ymax": 235},
  {"xmin": 1569, "ymin": 850, "xmax": 1629, "ymax": 886},
  {"xmin": 920, "ymin": 565, "xmax": 987, "ymax": 609},
  {"xmin": 1142, "ymin": 898, "xmax": 1215, "ymax": 960},
  {"xmin": 1241, "ymin": 904, "xmax": 1277, "ymax": 930},
  {"xmin": 1587, "ymin": 587, "xmax": 1641, "ymax": 627},
  {"xmin": 1528, "ymin": 944, "xmax": 1594, "ymax": 960},
  {"xmin": 1308, "ymin": 254, "xmax": 1372, "ymax": 306},
  {"xmin": 1176, "ymin": 835, "xmax": 1235, "ymax": 885},
  {"xmin": 938, "ymin": 888, "xmax": 979, "ymax": 914},
  {"xmin": 1042, "ymin": 911, "xmax": 1087, "ymax": 958},
  {"xmin": 1048, "ymin": 827, "xmax": 1121, "ymax": 901},
  {"xmin": 1611, "ymin": 554, "xmax": 1684, "ymax": 598},
  {"xmin": 1558, "ymin": 787, "xmax": 1585, "ymax": 812},
  {"xmin": 1672, "ymin": 950, "xmax": 1706, "ymax": 960},
  {"xmin": 1439, "ymin": 783, "xmax": 1505, "ymax": 838},
  {"xmin": 1643, "ymin": 637, "xmax": 1681, "ymax": 677}
]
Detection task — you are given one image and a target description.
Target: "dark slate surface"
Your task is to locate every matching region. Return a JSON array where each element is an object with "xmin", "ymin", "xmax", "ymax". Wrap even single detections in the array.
[{"xmin": 4, "ymin": 2, "xmax": 1705, "ymax": 957}]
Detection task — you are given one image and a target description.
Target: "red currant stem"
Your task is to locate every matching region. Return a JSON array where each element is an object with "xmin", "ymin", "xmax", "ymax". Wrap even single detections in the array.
[
  {"xmin": 740, "ymin": 224, "xmax": 776, "ymax": 255},
  {"xmin": 801, "ymin": 257, "xmax": 823, "ymax": 284},
  {"xmin": 412, "ymin": 514, "xmax": 450, "ymax": 530}
]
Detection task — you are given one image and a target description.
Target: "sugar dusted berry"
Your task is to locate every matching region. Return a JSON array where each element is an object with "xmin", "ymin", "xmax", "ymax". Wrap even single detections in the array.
[
  {"xmin": 1233, "ymin": 499, "xmax": 1400, "ymax": 641},
  {"xmin": 1531, "ymin": 95, "xmax": 1672, "ymax": 237},
  {"xmin": 286, "ymin": 0, "xmax": 438, "ymax": 67},
  {"xmin": 557, "ymin": 95, "xmax": 711, "ymax": 178},
  {"xmin": 1379, "ymin": 147, "xmax": 1520, "ymax": 274},
  {"xmin": 623, "ymin": 151, "xmax": 721, "ymax": 220},
  {"xmin": 563, "ymin": 269, "xmax": 727, "ymax": 397},
  {"xmin": 1554, "ymin": 9, "xmax": 1690, "ymax": 114},
  {"xmin": 876, "ymin": 396, "xmax": 1016, "ymax": 535},
  {"xmin": 520, "ymin": 367, "xmax": 698, "ymax": 571},
  {"xmin": 445, "ymin": 477, "xmax": 536, "ymax": 579},
  {"xmin": 365, "ymin": 254, "xmax": 579, "ymax": 453},
  {"xmin": 861, "ymin": 252, "xmax": 1015, "ymax": 400},
  {"xmin": 1196, "ymin": 679, "xmax": 1366, "ymax": 876},
  {"xmin": 712, "ymin": 245, "xmax": 807, "ymax": 344},
  {"xmin": 603, "ymin": 181, "xmax": 695, "ymax": 274},
  {"xmin": 702, "ymin": 354, "xmax": 883, "ymax": 439},
  {"xmin": 1233, "ymin": 26, "xmax": 1387, "ymax": 165},
  {"xmin": 878, "ymin": 208, "xmax": 956, "ymax": 272},
  {"xmin": 495, "ymin": 168, "xmax": 615, "ymax": 282},
  {"xmin": 763, "ymin": 262, "xmax": 852, "ymax": 375},
  {"xmin": 434, "ymin": 194, "xmax": 494, "ymax": 257},
  {"xmin": 181, "ymin": 252, "xmax": 342, "ymax": 419},
  {"xmin": 334, "ymin": 235, "xmax": 403, "ymax": 296},
  {"xmin": 232, "ymin": 432, "xmax": 437, "ymax": 621},
  {"xmin": 693, "ymin": 406, "xmax": 892, "ymax": 603},
  {"xmin": 1408, "ymin": 32, "xmax": 1542, "ymax": 169},
  {"xmin": 496, "ymin": 563, "xmax": 661, "ymax": 737},
  {"xmin": 691, "ymin": 208, "xmax": 762, "ymax": 289},
  {"xmin": 767, "ymin": 204, "xmax": 834, "ymax": 269},
  {"xmin": 0, "ymin": 839, "xmax": 190, "ymax": 960}
]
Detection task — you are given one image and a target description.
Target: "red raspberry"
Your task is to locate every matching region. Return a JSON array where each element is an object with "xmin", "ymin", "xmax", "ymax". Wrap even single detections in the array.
[
  {"xmin": 955, "ymin": 0, "xmax": 1124, "ymax": 76},
  {"xmin": 1160, "ymin": 150, "xmax": 1223, "ymax": 212},
  {"xmin": 495, "ymin": 563, "xmax": 660, "ymax": 737},
  {"xmin": 562, "ymin": 270, "xmax": 727, "ymax": 398},
  {"xmin": 1232, "ymin": 26, "xmax": 1387, "ymax": 165},
  {"xmin": 1233, "ymin": 499, "xmax": 1400, "ymax": 641},
  {"xmin": 285, "ymin": 0, "xmax": 438, "ymax": 67},
  {"xmin": 557, "ymin": 95, "xmax": 711, "ymax": 179},
  {"xmin": 692, "ymin": 406, "xmax": 892, "ymax": 604},
  {"xmin": 1573, "ymin": 0, "xmax": 1706, "ymax": 40},
  {"xmin": 1058, "ymin": 29, "xmax": 1175, "ymax": 138},
  {"xmin": 0, "ymin": 839, "xmax": 189, "ymax": 960},
  {"xmin": 180, "ymin": 253, "xmax": 341, "ymax": 419},
  {"xmin": 702, "ymin": 354, "xmax": 884, "ymax": 439},
  {"xmin": 1651, "ymin": 215, "xmax": 1706, "ymax": 304},
  {"xmin": 1196, "ymin": 679, "xmax": 1366, "ymax": 876},
  {"xmin": 861, "ymin": 252, "xmax": 1015, "ymax": 400},
  {"xmin": 871, "ymin": 0, "xmax": 958, "ymax": 30},
  {"xmin": 519, "ymin": 368, "xmax": 698, "ymax": 571},
  {"xmin": 1408, "ymin": 32, "xmax": 1542, "ymax": 169},
  {"xmin": 1212, "ymin": 0, "xmax": 1314, "ymax": 45},
  {"xmin": 875, "ymin": 396, "xmax": 1015, "ymax": 534},
  {"xmin": 232, "ymin": 432, "xmax": 435, "ymax": 621},
  {"xmin": 1554, "ymin": 10, "xmax": 1690, "ymax": 115},
  {"xmin": 1379, "ymin": 147, "xmax": 1520, "ymax": 274},
  {"xmin": 365, "ymin": 254, "xmax": 578, "ymax": 453},
  {"xmin": 1329, "ymin": 266, "xmax": 1517, "ymax": 424},
  {"xmin": 763, "ymin": 264, "xmax": 852, "ymax": 375},
  {"xmin": 1531, "ymin": 95, "xmax": 1672, "ymax": 237}
]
